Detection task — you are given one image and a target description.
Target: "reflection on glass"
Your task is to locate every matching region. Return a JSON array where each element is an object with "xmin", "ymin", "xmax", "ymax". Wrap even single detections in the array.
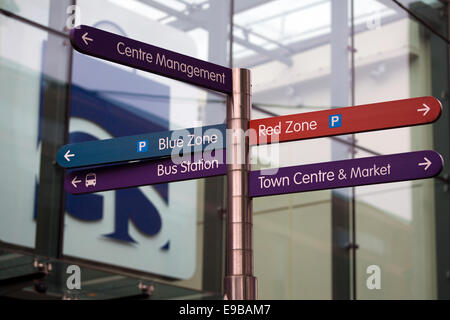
[
  {"xmin": 237, "ymin": 0, "xmax": 334, "ymax": 299},
  {"xmin": 61, "ymin": 0, "xmax": 229, "ymax": 294},
  {"xmin": 0, "ymin": 17, "xmax": 48, "ymax": 248},
  {"xmin": 0, "ymin": 0, "xmax": 50, "ymax": 26},
  {"xmin": 354, "ymin": 5, "xmax": 441, "ymax": 298}
]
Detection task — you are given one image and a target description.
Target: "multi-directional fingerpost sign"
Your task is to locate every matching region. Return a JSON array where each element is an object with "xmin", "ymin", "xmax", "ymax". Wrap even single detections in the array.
[
  {"xmin": 59, "ymin": 25, "xmax": 444, "ymax": 300},
  {"xmin": 65, "ymin": 25, "xmax": 255, "ymax": 300}
]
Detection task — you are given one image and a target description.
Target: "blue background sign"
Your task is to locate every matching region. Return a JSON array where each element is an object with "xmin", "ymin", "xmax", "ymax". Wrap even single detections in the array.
[{"xmin": 56, "ymin": 123, "xmax": 226, "ymax": 168}]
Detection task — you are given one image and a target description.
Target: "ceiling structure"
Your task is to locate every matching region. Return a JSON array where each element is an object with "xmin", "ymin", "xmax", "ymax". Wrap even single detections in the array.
[{"xmin": 120, "ymin": 0, "xmax": 444, "ymax": 68}]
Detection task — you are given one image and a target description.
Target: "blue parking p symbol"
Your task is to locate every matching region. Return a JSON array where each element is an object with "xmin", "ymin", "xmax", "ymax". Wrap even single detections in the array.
[
  {"xmin": 137, "ymin": 140, "xmax": 148, "ymax": 152},
  {"xmin": 329, "ymin": 114, "xmax": 342, "ymax": 128}
]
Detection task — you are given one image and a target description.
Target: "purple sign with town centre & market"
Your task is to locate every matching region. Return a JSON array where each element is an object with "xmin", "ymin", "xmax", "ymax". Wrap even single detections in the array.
[{"xmin": 250, "ymin": 150, "xmax": 444, "ymax": 197}]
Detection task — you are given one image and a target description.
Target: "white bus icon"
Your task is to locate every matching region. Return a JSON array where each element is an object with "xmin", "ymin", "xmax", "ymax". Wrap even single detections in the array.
[{"xmin": 85, "ymin": 173, "xmax": 97, "ymax": 187}]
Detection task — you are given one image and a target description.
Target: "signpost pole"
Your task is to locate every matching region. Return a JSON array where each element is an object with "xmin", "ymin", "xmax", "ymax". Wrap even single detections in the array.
[{"xmin": 224, "ymin": 68, "xmax": 257, "ymax": 300}]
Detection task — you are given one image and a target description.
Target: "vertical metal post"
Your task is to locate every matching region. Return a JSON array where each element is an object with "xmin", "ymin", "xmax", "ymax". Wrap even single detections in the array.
[{"xmin": 224, "ymin": 68, "xmax": 257, "ymax": 300}]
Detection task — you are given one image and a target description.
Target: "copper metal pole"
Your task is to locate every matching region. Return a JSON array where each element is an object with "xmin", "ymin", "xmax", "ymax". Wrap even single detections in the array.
[{"xmin": 224, "ymin": 68, "xmax": 257, "ymax": 300}]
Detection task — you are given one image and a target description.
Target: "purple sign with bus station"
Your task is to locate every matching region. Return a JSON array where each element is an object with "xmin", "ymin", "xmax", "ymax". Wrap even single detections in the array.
[
  {"xmin": 65, "ymin": 149, "xmax": 227, "ymax": 194},
  {"xmin": 249, "ymin": 150, "xmax": 444, "ymax": 197}
]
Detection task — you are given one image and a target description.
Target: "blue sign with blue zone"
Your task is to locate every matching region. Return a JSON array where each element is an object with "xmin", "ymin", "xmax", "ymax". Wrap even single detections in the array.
[{"xmin": 57, "ymin": 123, "xmax": 226, "ymax": 168}]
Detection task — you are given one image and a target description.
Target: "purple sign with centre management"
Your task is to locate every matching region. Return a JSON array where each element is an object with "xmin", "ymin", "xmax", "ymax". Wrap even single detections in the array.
[
  {"xmin": 70, "ymin": 25, "xmax": 232, "ymax": 94},
  {"xmin": 65, "ymin": 149, "xmax": 226, "ymax": 195},
  {"xmin": 250, "ymin": 150, "xmax": 444, "ymax": 197}
]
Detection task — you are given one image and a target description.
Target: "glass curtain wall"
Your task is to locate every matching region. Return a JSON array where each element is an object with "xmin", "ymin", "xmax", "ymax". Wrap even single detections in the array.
[
  {"xmin": 353, "ymin": 0, "xmax": 449, "ymax": 300},
  {"xmin": 236, "ymin": 0, "xmax": 449, "ymax": 300},
  {"xmin": 0, "ymin": 0, "xmax": 449, "ymax": 299}
]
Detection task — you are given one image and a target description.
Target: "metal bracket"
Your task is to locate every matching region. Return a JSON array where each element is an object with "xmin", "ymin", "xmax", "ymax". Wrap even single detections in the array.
[
  {"xmin": 344, "ymin": 242, "xmax": 360, "ymax": 250},
  {"xmin": 441, "ymin": 174, "xmax": 450, "ymax": 192},
  {"xmin": 138, "ymin": 281, "xmax": 155, "ymax": 297},
  {"xmin": 217, "ymin": 206, "xmax": 227, "ymax": 220},
  {"xmin": 62, "ymin": 291, "xmax": 79, "ymax": 300},
  {"xmin": 33, "ymin": 259, "xmax": 52, "ymax": 273},
  {"xmin": 32, "ymin": 259, "xmax": 52, "ymax": 294}
]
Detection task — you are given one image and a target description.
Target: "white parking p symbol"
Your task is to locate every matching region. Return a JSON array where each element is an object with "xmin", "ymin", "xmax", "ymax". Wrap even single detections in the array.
[
  {"xmin": 137, "ymin": 140, "xmax": 148, "ymax": 152},
  {"xmin": 329, "ymin": 114, "xmax": 342, "ymax": 128}
]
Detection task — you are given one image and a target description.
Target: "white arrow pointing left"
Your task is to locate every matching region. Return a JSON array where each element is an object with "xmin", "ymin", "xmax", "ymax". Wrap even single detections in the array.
[
  {"xmin": 418, "ymin": 157, "xmax": 432, "ymax": 171},
  {"xmin": 82, "ymin": 32, "xmax": 93, "ymax": 45},
  {"xmin": 64, "ymin": 150, "xmax": 75, "ymax": 162},
  {"xmin": 71, "ymin": 176, "xmax": 82, "ymax": 188}
]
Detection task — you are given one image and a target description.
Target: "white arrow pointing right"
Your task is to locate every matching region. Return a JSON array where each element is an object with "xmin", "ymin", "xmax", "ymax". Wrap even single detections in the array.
[
  {"xmin": 417, "ymin": 103, "xmax": 430, "ymax": 116},
  {"xmin": 82, "ymin": 32, "xmax": 93, "ymax": 45},
  {"xmin": 71, "ymin": 176, "xmax": 82, "ymax": 188},
  {"xmin": 418, "ymin": 157, "xmax": 432, "ymax": 171}
]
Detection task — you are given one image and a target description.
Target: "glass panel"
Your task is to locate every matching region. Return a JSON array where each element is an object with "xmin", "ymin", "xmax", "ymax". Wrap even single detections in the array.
[
  {"xmin": 237, "ymin": 0, "xmax": 334, "ymax": 299},
  {"xmin": 353, "ymin": 0, "xmax": 447, "ymax": 299},
  {"xmin": 0, "ymin": 0, "xmax": 50, "ymax": 27},
  {"xmin": 0, "ymin": 16, "xmax": 53, "ymax": 248}
]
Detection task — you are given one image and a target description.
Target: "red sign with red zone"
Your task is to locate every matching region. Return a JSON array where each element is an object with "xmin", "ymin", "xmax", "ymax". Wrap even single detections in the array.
[{"xmin": 249, "ymin": 96, "xmax": 442, "ymax": 145}]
